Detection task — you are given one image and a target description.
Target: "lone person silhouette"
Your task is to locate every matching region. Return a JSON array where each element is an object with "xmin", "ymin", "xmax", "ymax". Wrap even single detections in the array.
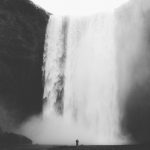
[{"xmin": 76, "ymin": 139, "xmax": 79, "ymax": 147}]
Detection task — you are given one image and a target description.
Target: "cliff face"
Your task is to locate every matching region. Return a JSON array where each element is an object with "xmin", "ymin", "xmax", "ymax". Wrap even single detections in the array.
[
  {"xmin": 0, "ymin": 0, "xmax": 49, "ymax": 130},
  {"xmin": 115, "ymin": 0, "xmax": 150, "ymax": 143}
]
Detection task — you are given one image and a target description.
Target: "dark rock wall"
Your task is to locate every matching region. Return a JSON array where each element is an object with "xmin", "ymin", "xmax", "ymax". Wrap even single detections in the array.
[{"xmin": 0, "ymin": 0, "xmax": 49, "ymax": 130}]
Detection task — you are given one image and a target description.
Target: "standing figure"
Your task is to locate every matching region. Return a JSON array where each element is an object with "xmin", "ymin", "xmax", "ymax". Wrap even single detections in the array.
[{"xmin": 76, "ymin": 139, "xmax": 79, "ymax": 147}]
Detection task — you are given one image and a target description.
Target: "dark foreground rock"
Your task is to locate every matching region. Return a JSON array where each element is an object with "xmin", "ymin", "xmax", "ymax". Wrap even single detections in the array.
[{"xmin": 0, "ymin": 132, "xmax": 32, "ymax": 148}]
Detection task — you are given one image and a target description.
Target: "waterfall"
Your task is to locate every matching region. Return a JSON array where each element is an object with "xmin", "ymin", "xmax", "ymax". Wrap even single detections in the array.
[
  {"xmin": 43, "ymin": 13, "xmax": 127, "ymax": 144},
  {"xmin": 15, "ymin": 0, "xmax": 150, "ymax": 145}
]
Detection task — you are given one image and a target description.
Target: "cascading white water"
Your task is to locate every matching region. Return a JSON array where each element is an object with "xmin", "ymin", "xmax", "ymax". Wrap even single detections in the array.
[
  {"xmin": 15, "ymin": 0, "xmax": 150, "ymax": 145},
  {"xmin": 43, "ymin": 13, "xmax": 127, "ymax": 144}
]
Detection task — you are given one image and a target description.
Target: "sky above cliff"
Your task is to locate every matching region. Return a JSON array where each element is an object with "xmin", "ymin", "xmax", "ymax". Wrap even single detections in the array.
[{"xmin": 32, "ymin": 0, "xmax": 129, "ymax": 15}]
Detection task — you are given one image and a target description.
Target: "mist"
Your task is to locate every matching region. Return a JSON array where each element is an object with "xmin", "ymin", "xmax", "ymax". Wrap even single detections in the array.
[
  {"xmin": 1, "ymin": 0, "xmax": 150, "ymax": 146},
  {"xmin": 116, "ymin": 0, "xmax": 150, "ymax": 143},
  {"xmin": 15, "ymin": 0, "xmax": 150, "ymax": 145},
  {"xmin": 17, "ymin": 14, "xmax": 127, "ymax": 145}
]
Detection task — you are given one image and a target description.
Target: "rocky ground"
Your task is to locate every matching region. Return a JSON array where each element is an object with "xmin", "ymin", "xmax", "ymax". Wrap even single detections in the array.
[{"xmin": 1, "ymin": 144, "xmax": 150, "ymax": 150}]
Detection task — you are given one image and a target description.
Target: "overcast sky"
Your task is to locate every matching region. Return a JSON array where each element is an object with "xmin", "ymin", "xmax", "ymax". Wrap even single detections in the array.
[{"xmin": 31, "ymin": 0, "xmax": 129, "ymax": 15}]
